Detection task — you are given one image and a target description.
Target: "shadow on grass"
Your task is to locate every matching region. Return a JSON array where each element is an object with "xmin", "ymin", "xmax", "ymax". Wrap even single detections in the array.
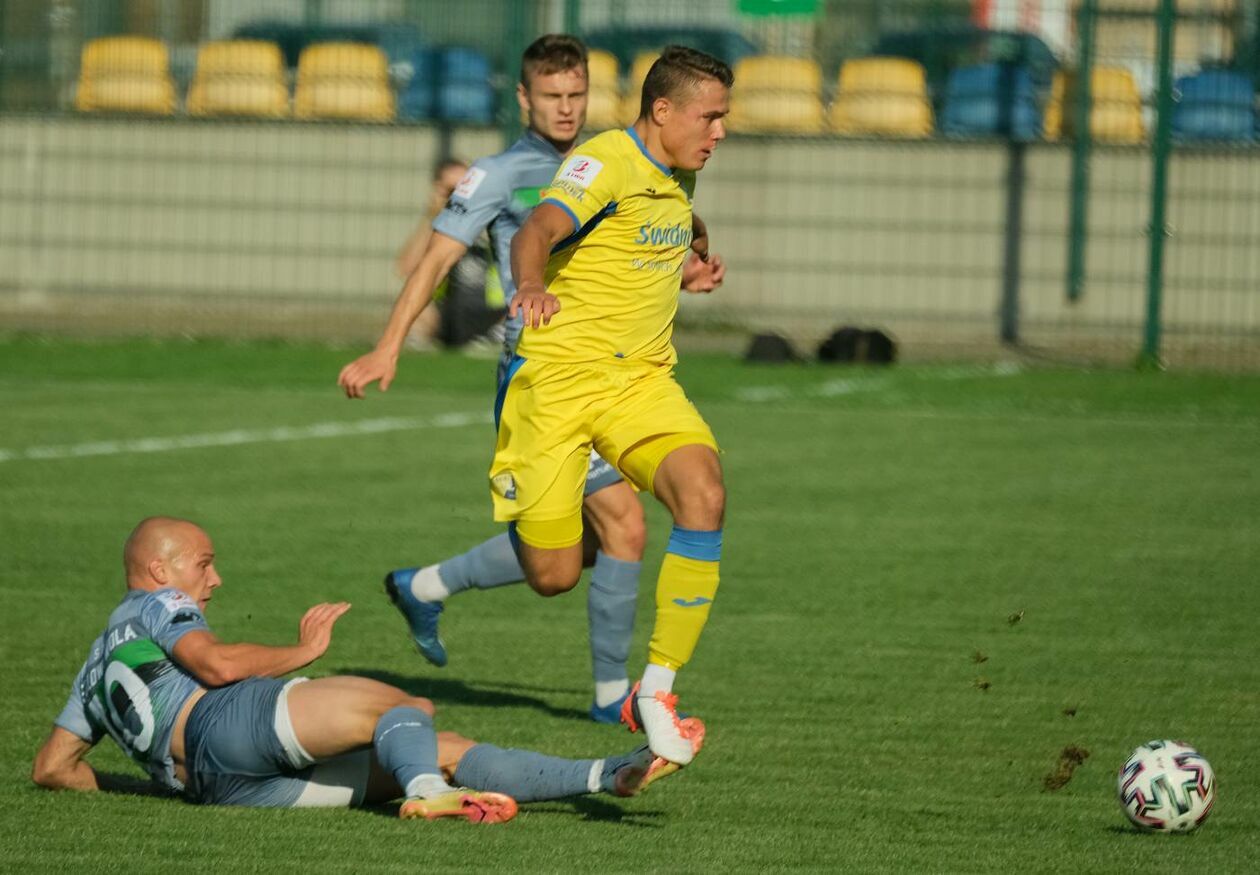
[
  {"xmin": 354, "ymin": 797, "xmax": 664, "ymax": 828},
  {"xmin": 95, "ymin": 771, "xmax": 179, "ymax": 799},
  {"xmin": 334, "ymin": 668, "xmax": 589, "ymax": 722}
]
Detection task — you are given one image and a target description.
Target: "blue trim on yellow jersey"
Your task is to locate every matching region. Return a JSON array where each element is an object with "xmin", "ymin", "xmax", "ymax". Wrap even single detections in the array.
[
  {"xmin": 551, "ymin": 200, "xmax": 618, "ymax": 254},
  {"xmin": 666, "ymin": 525, "xmax": 723, "ymax": 562},
  {"xmin": 494, "ymin": 355, "xmax": 527, "ymax": 429},
  {"xmin": 626, "ymin": 127, "xmax": 673, "ymax": 177},
  {"xmin": 540, "ymin": 197, "xmax": 581, "ymax": 234}
]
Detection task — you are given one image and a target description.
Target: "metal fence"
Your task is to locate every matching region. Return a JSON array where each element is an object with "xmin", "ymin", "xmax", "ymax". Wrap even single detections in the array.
[{"xmin": 1, "ymin": 0, "xmax": 1258, "ymax": 369}]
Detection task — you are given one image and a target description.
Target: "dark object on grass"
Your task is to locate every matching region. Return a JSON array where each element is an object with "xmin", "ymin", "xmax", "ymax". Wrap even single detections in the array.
[
  {"xmin": 817, "ymin": 327, "xmax": 896, "ymax": 364},
  {"xmin": 745, "ymin": 332, "xmax": 799, "ymax": 363},
  {"xmin": 1043, "ymin": 745, "xmax": 1090, "ymax": 791}
]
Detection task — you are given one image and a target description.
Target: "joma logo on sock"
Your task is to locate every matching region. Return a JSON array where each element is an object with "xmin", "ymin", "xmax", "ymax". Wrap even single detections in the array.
[{"xmin": 672, "ymin": 597, "xmax": 712, "ymax": 608}]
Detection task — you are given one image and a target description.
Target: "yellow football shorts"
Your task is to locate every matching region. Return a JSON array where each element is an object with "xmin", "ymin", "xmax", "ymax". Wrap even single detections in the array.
[{"xmin": 490, "ymin": 357, "xmax": 717, "ymax": 549}]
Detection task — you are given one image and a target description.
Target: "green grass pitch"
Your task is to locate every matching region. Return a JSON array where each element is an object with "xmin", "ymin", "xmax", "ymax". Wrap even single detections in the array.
[{"xmin": 2, "ymin": 337, "xmax": 1258, "ymax": 872}]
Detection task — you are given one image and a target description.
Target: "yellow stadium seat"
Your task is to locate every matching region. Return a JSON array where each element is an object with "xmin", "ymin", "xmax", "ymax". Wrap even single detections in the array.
[
  {"xmin": 75, "ymin": 36, "xmax": 176, "ymax": 114},
  {"xmin": 587, "ymin": 49, "xmax": 619, "ymax": 90},
  {"xmin": 831, "ymin": 57, "xmax": 932, "ymax": 138},
  {"xmin": 80, "ymin": 36, "xmax": 169, "ymax": 77},
  {"xmin": 294, "ymin": 42, "xmax": 394, "ymax": 121},
  {"xmin": 620, "ymin": 52, "xmax": 658, "ymax": 125},
  {"xmin": 735, "ymin": 55, "xmax": 823, "ymax": 93},
  {"xmin": 295, "ymin": 79, "xmax": 395, "ymax": 121},
  {"xmin": 586, "ymin": 88, "xmax": 621, "ymax": 130},
  {"xmin": 297, "ymin": 42, "xmax": 389, "ymax": 82},
  {"xmin": 1044, "ymin": 66, "xmax": 1144, "ymax": 143},
  {"xmin": 76, "ymin": 75, "xmax": 176, "ymax": 114},
  {"xmin": 728, "ymin": 55, "xmax": 825, "ymax": 134},
  {"xmin": 727, "ymin": 92, "xmax": 826, "ymax": 134},
  {"xmin": 188, "ymin": 78, "xmax": 289, "ymax": 118},
  {"xmin": 188, "ymin": 40, "xmax": 288, "ymax": 118},
  {"xmin": 194, "ymin": 40, "xmax": 285, "ymax": 78}
]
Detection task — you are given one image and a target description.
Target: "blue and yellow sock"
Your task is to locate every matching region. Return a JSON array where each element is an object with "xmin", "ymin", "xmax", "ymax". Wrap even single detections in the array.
[{"xmin": 646, "ymin": 526, "xmax": 721, "ymax": 679}]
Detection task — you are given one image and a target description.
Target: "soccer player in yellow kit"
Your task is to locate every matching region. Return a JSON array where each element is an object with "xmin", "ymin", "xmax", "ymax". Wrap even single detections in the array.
[{"xmin": 499, "ymin": 46, "xmax": 732, "ymax": 769}]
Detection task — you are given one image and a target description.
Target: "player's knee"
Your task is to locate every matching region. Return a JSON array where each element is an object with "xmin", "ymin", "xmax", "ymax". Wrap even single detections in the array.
[
  {"xmin": 604, "ymin": 501, "xmax": 647, "ymax": 559},
  {"xmin": 677, "ymin": 478, "xmax": 725, "ymax": 529},
  {"xmin": 527, "ymin": 565, "xmax": 581, "ymax": 597},
  {"xmin": 402, "ymin": 695, "xmax": 435, "ymax": 716}
]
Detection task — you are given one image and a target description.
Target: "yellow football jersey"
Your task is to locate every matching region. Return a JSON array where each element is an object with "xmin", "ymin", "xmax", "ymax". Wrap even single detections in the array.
[{"xmin": 517, "ymin": 128, "xmax": 697, "ymax": 365}]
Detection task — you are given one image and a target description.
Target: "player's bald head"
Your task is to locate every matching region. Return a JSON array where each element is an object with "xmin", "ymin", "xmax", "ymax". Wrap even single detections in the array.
[{"xmin": 123, "ymin": 517, "xmax": 207, "ymax": 585}]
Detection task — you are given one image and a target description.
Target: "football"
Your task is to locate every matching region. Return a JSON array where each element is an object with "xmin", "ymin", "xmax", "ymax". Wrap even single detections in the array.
[{"xmin": 1117, "ymin": 740, "xmax": 1216, "ymax": 832}]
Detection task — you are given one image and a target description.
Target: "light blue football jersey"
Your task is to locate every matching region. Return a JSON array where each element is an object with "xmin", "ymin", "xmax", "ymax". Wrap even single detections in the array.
[
  {"xmin": 54, "ymin": 588, "xmax": 210, "ymax": 792},
  {"xmin": 431, "ymin": 129, "xmax": 565, "ymax": 364}
]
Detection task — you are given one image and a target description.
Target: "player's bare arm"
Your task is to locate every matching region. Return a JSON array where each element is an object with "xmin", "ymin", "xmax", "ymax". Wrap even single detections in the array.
[
  {"xmin": 681, "ymin": 211, "xmax": 724, "ymax": 293},
  {"xmin": 170, "ymin": 602, "xmax": 351, "ymax": 687},
  {"xmin": 509, "ymin": 202, "xmax": 574, "ymax": 328},
  {"xmin": 691, "ymin": 212, "xmax": 710, "ymax": 261},
  {"xmin": 31, "ymin": 727, "xmax": 99, "ymax": 792},
  {"xmin": 338, "ymin": 233, "xmax": 469, "ymax": 399},
  {"xmin": 682, "ymin": 251, "xmax": 725, "ymax": 293}
]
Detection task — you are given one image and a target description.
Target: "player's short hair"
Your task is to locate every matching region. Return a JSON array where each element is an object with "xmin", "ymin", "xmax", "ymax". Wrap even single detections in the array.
[
  {"xmin": 639, "ymin": 45, "xmax": 734, "ymax": 119},
  {"xmin": 520, "ymin": 33, "xmax": 588, "ymax": 87}
]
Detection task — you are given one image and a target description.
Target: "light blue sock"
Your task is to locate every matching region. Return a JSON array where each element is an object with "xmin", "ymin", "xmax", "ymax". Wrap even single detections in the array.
[
  {"xmin": 588, "ymin": 551, "xmax": 640, "ymax": 701},
  {"xmin": 373, "ymin": 706, "xmax": 448, "ymax": 798},
  {"xmin": 452, "ymin": 744, "xmax": 641, "ymax": 801},
  {"xmin": 437, "ymin": 532, "xmax": 524, "ymax": 596}
]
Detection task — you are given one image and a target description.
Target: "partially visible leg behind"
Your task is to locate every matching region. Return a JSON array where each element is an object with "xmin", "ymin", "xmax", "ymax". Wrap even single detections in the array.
[
  {"xmin": 581, "ymin": 478, "xmax": 646, "ymax": 720},
  {"xmin": 285, "ymin": 677, "xmax": 514, "ymax": 822}
]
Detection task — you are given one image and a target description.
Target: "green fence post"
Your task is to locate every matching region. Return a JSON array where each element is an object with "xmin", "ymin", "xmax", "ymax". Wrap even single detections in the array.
[
  {"xmin": 1066, "ymin": 0, "xmax": 1097, "ymax": 302},
  {"xmin": 501, "ymin": 0, "xmax": 532, "ymax": 143},
  {"xmin": 1139, "ymin": 0, "xmax": 1177, "ymax": 369}
]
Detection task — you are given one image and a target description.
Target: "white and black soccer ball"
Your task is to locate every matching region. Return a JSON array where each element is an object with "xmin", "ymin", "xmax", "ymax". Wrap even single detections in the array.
[{"xmin": 1117, "ymin": 739, "xmax": 1216, "ymax": 832}]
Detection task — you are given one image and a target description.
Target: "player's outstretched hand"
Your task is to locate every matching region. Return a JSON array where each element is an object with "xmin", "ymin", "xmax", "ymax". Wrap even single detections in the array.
[
  {"xmin": 338, "ymin": 349, "xmax": 398, "ymax": 400},
  {"xmin": 298, "ymin": 602, "xmax": 351, "ymax": 659},
  {"xmin": 510, "ymin": 285, "xmax": 561, "ymax": 328},
  {"xmin": 682, "ymin": 251, "xmax": 726, "ymax": 294}
]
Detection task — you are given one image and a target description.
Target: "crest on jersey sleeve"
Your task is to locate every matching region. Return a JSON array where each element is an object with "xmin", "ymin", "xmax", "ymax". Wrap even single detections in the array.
[
  {"xmin": 154, "ymin": 590, "xmax": 197, "ymax": 613},
  {"xmin": 557, "ymin": 156, "xmax": 604, "ymax": 189},
  {"xmin": 453, "ymin": 167, "xmax": 488, "ymax": 199}
]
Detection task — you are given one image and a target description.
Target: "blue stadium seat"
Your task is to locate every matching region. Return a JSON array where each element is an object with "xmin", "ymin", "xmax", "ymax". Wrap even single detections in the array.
[
  {"xmin": 432, "ymin": 46, "xmax": 495, "ymax": 124},
  {"xmin": 940, "ymin": 62, "xmax": 1041, "ymax": 140},
  {"xmin": 397, "ymin": 47, "xmax": 435, "ymax": 121},
  {"xmin": 1172, "ymin": 70, "xmax": 1256, "ymax": 143}
]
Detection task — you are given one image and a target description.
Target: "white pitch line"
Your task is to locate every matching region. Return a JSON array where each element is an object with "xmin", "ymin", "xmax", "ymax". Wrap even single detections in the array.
[
  {"xmin": 0, "ymin": 411, "xmax": 492, "ymax": 464},
  {"xmin": 732, "ymin": 363, "xmax": 1021, "ymax": 404}
]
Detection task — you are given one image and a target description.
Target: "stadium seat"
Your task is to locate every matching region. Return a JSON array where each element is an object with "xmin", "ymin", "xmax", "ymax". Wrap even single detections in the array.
[
  {"xmin": 940, "ymin": 62, "xmax": 1041, "ymax": 140},
  {"xmin": 587, "ymin": 49, "xmax": 619, "ymax": 89},
  {"xmin": 728, "ymin": 55, "xmax": 826, "ymax": 134},
  {"xmin": 620, "ymin": 52, "xmax": 658, "ymax": 125},
  {"xmin": 584, "ymin": 48, "xmax": 621, "ymax": 129},
  {"xmin": 1172, "ymin": 70, "xmax": 1256, "ymax": 142},
  {"xmin": 75, "ymin": 36, "xmax": 176, "ymax": 115},
  {"xmin": 432, "ymin": 46, "xmax": 495, "ymax": 124},
  {"xmin": 187, "ymin": 40, "xmax": 289, "ymax": 118},
  {"xmin": 830, "ymin": 57, "xmax": 933, "ymax": 138},
  {"xmin": 1043, "ymin": 66, "xmax": 1144, "ymax": 143},
  {"xmin": 294, "ymin": 42, "xmax": 394, "ymax": 121}
]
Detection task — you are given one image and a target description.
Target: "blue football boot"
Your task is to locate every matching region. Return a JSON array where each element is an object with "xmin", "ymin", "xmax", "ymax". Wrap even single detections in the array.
[
  {"xmin": 589, "ymin": 692, "xmax": 631, "ymax": 725},
  {"xmin": 383, "ymin": 568, "xmax": 448, "ymax": 667}
]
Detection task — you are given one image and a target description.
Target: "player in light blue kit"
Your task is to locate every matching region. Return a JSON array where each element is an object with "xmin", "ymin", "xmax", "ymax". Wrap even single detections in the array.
[
  {"xmin": 32, "ymin": 518, "xmax": 701, "ymax": 818},
  {"xmin": 338, "ymin": 34, "xmax": 724, "ymax": 723}
]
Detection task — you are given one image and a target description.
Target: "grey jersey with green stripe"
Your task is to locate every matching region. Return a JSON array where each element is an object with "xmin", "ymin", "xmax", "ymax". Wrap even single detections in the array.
[
  {"xmin": 431, "ymin": 129, "xmax": 564, "ymax": 358},
  {"xmin": 54, "ymin": 588, "xmax": 210, "ymax": 792}
]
